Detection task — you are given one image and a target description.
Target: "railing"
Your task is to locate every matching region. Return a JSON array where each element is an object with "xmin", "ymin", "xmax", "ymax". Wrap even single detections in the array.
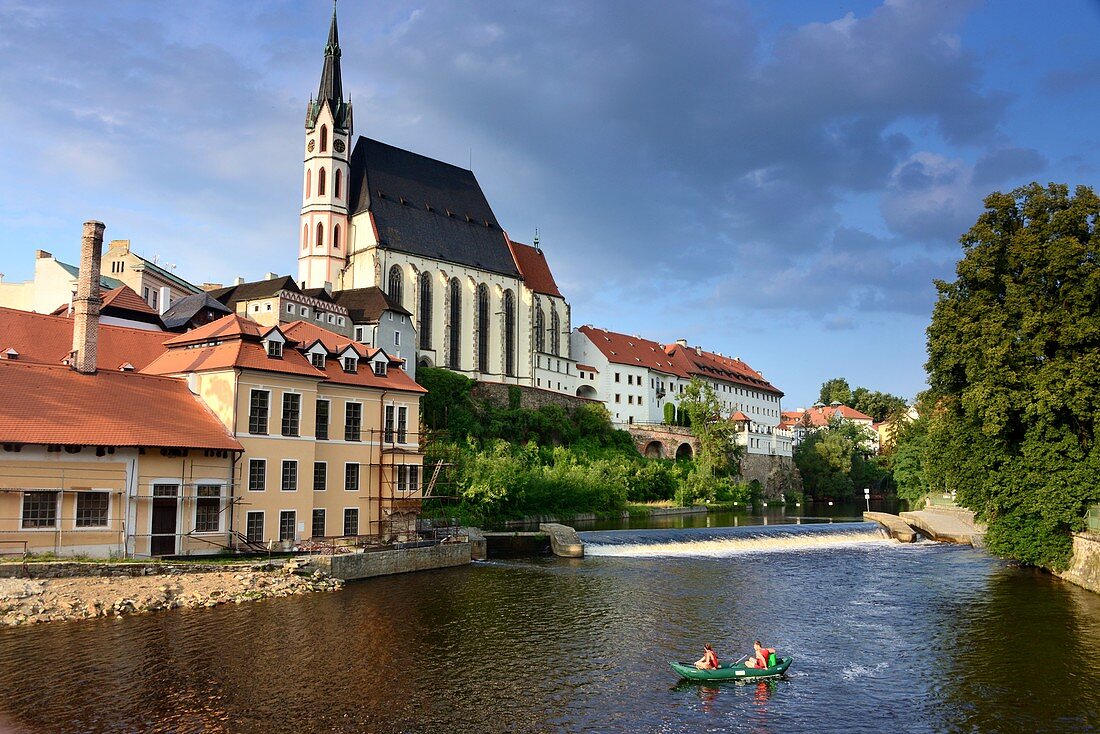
[{"xmin": 1087, "ymin": 504, "xmax": 1100, "ymax": 534}]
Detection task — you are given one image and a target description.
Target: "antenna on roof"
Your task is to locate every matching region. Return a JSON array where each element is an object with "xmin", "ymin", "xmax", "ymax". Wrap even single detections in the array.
[{"xmin": 533, "ymin": 228, "xmax": 540, "ymax": 252}]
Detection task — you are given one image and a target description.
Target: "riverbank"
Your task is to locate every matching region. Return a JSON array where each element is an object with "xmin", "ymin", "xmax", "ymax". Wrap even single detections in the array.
[{"xmin": 0, "ymin": 561, "xmax": 342, "ymax": 626}]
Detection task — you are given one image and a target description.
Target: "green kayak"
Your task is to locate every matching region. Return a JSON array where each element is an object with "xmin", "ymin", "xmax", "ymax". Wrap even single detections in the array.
[{"xmin": 669, "ymin": 656, "xmax": 793, "ymax": 681}]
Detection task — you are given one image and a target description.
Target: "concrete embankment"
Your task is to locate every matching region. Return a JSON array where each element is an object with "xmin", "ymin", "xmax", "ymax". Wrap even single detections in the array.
[
  {"xmin": 900, "ymin": 508, "xmax": 985, "ymax": 546},
  {"xmin": 308, "ymin": 541, "xmax": 471, "ymax": 580},
  {"xmin": 539, "ymin": 523, "xmax": 584, "ymax": 557},
  {"xmin": 1055, "ymin": 533, "xmax": 1100, "ymax": 595},
  {"xmin": 483, "ymin": 524, "xmax": 585, "ymax": 558},
  {"xmin": 863, "ymin": 512, "xmax": 918, "ymax": 542},
  {"xmin": 0, "ymin": 559, "xmax": 341, "ymax": 627}
]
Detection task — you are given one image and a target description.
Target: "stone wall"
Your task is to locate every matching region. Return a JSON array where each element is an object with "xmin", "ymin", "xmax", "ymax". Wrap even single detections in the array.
[
  {"xmin": 319, "ymin": 541, "xmax": 470, "ymax": 580},
  {"xmin": 0, "ymin": 561, "xmax": 263, "ymax": 579},
  {"xmin": 1055, "ymin": 532, "xmax": 1100, "ymax": 594},
  {"xmin": 624, "ymin": 425, "xmax": 700, "ymax": 460},
  {"xmin": 739, "ymin": 454, "xmax": 803, "ymax": 500},
  {"xmin": 472, "ymin": 381, "xmax": 597, "ymax": 413}
]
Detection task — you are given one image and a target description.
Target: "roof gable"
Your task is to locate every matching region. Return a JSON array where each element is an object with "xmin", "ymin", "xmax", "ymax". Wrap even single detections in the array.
[{"xmin": 508, "ymin": 240, "xmax": 562, "ymax": 298}]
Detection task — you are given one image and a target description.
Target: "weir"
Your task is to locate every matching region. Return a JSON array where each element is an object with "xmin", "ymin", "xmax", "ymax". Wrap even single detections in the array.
[{"xmin": 580, "ymin": 521, "xmax": 893, "ymax": 558}]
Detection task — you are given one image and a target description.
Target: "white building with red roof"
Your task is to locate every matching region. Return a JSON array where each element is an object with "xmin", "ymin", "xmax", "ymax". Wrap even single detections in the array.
[
  {"xmin": 779, "ymin": 403, "xmax": 877, "ymax": 451},
  {"xmin": 571, "ymin": 326, "xmax": 792, "ymax": 456}
]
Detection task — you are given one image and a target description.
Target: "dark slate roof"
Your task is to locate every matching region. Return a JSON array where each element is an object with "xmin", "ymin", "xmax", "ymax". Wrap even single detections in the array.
[
  {"xmin": 209, "ymin": 276, "xmax": 301, "ymax": 307},
  {"xmin": 332, "ymin": 286, "xmax": 412, "ymax": 323},
  {"xmin": 161, "ymin": 293, "xmax": 232, "ymax": 330},
  {"xmin": 348, "ymin": 137, "xmax": 521, "ymax": 278},
  {"xmin": 301, "ymin": 287, "xmax": 338, "ymax": 304}
]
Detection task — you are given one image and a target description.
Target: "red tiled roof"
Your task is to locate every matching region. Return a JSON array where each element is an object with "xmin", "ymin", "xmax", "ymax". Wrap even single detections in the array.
[
  {"xmin": 508, "ymin": 241, "xmax": 562, "ymax": 298},
  {"xmin": 576, "ymin": 364, "xmax": 598, "ymax": 372},
  {"xmin": 143, "ymin": 340, "xmax": 325, "ymax": 379},
  {"xmin": 162, "ymin": 314, "xmax": 269, "ymax": 347},
  {"xmin": 102, "ymin": 285, "xmax": 158, "ymax": 316},
  {"xmin": 282, "ymin": 321, "xmax": 423, "ymax": 392},
  {"xmin": 0, "ymin": 307, "xmax": 172, "ymax": 371},
  {"xmin": 782, "ymin": 405, "xmax": 874, "ymax": 427},
  {"xmin": 664, "ymin": 345, "xmax": 783, "ymax": 396},
  {"xmin": 282, "ymin": 321, "xmax": 367, "ymax": 357},
  {"xmin": 730, "ymin": 411, "xmax": 750, "ymax": 422},
  {"xmin": 578, "ymin": 326, "xmax": 684, "ymax": 376},
  {"xmin": 0, "ymin": 361, "xmax": 241, "ymax": 450}
]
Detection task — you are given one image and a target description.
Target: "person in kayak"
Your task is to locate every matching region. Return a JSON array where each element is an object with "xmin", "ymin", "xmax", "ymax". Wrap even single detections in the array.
[
  {"xmin": 694, "ymin": 643, "xmax": 719, "ymax": 670},
  {"xmin": 744, "ymin": 640, "xmax": 775, "ymax": 669}
]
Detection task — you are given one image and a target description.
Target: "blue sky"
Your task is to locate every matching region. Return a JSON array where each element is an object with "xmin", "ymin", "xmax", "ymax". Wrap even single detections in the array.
[{"xmin": 1, "ymin": 0, "xmax": 1098, "ymax": 407}]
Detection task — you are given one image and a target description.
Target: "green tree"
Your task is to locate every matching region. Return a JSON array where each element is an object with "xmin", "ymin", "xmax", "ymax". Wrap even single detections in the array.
[
  {"xmin": 818, "ymin": 377, "xmax": 852, "ymax": 406},
  {"xmin": 677, "ymin": 378, "xmax": 742, "ymax": 475},
  {"xmin": 850, "ymin": 388, "xmax": 908, "ymax": 423},
  {"xmin": 925, "ymin": 182, "xmax": 1100, "ymax": 570},
  {"xmin": 887, "ymin": 417, "xmax": 931, "ymax": 502},
  {"xmin": 663, "ymin": 402, "xmax": 676, "ymax": 425},
  {"xmin": 795, "ymin": 419, "xmax": 883, "ymax": 501}
]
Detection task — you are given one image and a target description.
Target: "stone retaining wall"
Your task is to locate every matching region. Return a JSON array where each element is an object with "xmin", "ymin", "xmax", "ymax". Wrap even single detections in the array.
[
  {"xmin": 1055, "ymin": 532, "xmax": 1100, "ymax": 594},
  {"xmin": 472, "ymin": 382, "xmax": 596, "ymax": 412},
  {"xmin": 739, "ymin": 454, "xmax": 802, "ymax": 500},
  {"xmin": 0, "ymin": 561, "xmax": 264, "ymax": 579},
  {"xmin": 314, "ymin": 542, "xmax": 471, "ymax": 580}
]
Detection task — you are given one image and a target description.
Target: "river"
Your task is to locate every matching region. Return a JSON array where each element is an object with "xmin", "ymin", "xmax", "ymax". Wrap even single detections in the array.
[{"xmin": 0, "ymin": 517, "xmax": 1097, "ymax": 733}]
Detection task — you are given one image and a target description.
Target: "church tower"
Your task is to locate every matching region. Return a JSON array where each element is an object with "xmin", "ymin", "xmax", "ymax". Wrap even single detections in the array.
[{"xmin": 298, "ymin": 3, "xmax": 353, "ymax": 290}]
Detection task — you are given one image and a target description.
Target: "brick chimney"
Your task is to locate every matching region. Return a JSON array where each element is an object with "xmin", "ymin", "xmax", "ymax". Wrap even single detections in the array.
[{"xmin": 71, "ymin": 220, "xmax": 105, "ymax": 374}]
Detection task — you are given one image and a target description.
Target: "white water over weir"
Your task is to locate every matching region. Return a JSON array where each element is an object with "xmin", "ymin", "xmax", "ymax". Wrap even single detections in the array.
[{"xmin": 580, "ymin": 521, "xmax": 895, "ymax": 558}]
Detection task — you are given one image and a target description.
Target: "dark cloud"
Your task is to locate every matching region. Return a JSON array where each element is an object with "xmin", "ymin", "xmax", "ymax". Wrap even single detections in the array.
[{"xmin": 972, "ymin": 147, "xmax": 1047, "ymax": 186}]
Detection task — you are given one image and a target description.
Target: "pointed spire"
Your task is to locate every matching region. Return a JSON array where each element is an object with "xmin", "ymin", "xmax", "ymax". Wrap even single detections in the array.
[{"xmin": 317, "ymin": 0, "xmax": 343, "ymax": 106}]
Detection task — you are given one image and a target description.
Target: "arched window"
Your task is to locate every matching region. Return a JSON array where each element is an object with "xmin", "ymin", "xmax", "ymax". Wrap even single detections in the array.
[
  {"xmin": 550, "ymin": 308, "xmax": 561, "ymax": 356},
  {"xmin": 318, "ymin": 167, "xmax": 326, "ymax": 196},
  {"xmin": 476, "ymin": 284, "xmax": 490, "ymax": 373},
  {"xmin": 315, "ymin": 221, "xmax": 324, "ymax": 248},
  {"xmin": 388, "ymin": 265, "xmax": 403, "ymax": 306},
  {"xmin": 503, "ymin": 290, "xmax": 516, "ymax": 377},
  {"xmin": 335, "ymin": 169, "xmax": 342, "ymax": 199},
  {"xmin": 534, "ymin": 302, "xmax": 546, "ymax": 353},
  {"xmin": 418, "ymin": 272, "xmax": 433, "ymax": 350},
  {"xmin": 305, "ymin": 169, "xmax": 311, "ymax": 198},
  {"xmin": 447, "ymin": 278, "xmax": 461, "ymax": 369},
  {"xmin": 320, "ymin": 125, "xmax": 328, "ymax": 152},
  {"xmin": 302, "ymin": 224, "xmax": 308, "ymax": 250},
  {"xmin": 333, "ymin": 224, "xmax": 341, "ymax": 250}
]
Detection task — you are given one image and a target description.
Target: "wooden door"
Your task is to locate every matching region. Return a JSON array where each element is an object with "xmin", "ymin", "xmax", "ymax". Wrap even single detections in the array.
[{"xmin": 151, "ymin": 498, "xmax": 177, "ymax": 556}]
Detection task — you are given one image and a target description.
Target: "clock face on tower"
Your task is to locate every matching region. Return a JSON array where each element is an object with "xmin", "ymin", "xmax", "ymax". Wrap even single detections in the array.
[
  {"xmin": 334, "ymin": 139, "xmax": 345, "ymax": 153},
  {"xmin": 307, "ymin": 139, "xmax": 316, "ymax": 152}
]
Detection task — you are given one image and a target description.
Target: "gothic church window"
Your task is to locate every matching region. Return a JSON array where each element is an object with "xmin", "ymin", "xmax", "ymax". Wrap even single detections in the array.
[
  {"xmin": 388, "ymin": 265, "xmax": 403, "ymax": 306},
  {"xmin": 534, "ymin": 303, "xmax": 545, "ymax": 353},
  {"xmin": 447, "ymin": 278, "xmax": 461, "ymax": 369},
  {"xmin": 550, "ymin": 308, "xmax": 561, "ymax": 356},
  {"xmin": 318, "ymin": 167, "xmax": 326, "ymax": 196},
  {"xmin": 306, "ymin": 169, "xmax": 311, "ymax": 198},
  {"xmin": 335, "ymin": 169, "xmax": 342, "ymax": 199},
  {"xmin": 419, "ymin": 272, "xmax": 432, "ymax": 350},
  {"xmin": 320, "ymin": 125, "xmax": 328, "ymax": 153},
  {"xmin": 316, "ymin": 222, "xmax": 324, "ymax": 248},
  {"xmin": 504, "ymin": 290, "xmax": 516, "ymax": 377},
  {"xmin": 333, "ymin": 224, "xmax": 341, "ymax": 250},
  {"xmin": 477, "ymin": 284, "xmax": 490, "ymax": 373}
]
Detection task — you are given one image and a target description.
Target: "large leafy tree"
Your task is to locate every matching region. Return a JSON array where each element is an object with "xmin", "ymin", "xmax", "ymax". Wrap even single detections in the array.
[
  {"xmin": 818, "ymin": 377, "xmax": 853, "ymax": 406},
  {"xmin": 850, "ymin": 387, "xmax": 908, "ymax": 423},
  {"xmin": 925, "ymin": 183, "xmax": 1100, "ymax": 569},
  {"xmin": 678, "ymin": 378, "xmax": 742, "ymax": 475},
  {"xmin": 795, "ymin": 419, "xmax": 883, "ymax": 501}
]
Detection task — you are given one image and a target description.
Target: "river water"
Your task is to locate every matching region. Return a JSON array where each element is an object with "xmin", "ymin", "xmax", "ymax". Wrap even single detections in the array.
[{"xmin": 0, "ymin": 519, "xmax": 1098, "ymax": 733}]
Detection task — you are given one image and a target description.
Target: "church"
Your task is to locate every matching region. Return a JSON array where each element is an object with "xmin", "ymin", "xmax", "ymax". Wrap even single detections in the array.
[{"xmin": 297, "ymin": 6, "xmax": 578, "ymax": 396}]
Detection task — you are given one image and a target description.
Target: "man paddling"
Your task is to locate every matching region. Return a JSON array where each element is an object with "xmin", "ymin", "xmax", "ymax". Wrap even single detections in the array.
[
  {"xmin": 744, "ymin": 640, "xmax": 775, "ymax": 669},
  {"xmin": 693, "ymin": 643, "xmax": 719, "ymax": 670}
]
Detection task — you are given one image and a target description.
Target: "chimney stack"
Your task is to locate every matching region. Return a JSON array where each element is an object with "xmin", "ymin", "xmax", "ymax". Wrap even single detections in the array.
[
  {"xmin": 71, "ymin": 220, "xmax": 105, "ymax": 374},
  {"xmin": 675, "ymin": 338, "xmax": 688, "ymax": 348}
]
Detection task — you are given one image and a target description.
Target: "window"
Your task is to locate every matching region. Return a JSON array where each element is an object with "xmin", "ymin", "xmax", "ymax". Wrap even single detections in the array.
[
  {"xmin": 394, "ymin": 330, "xmax": 401, "ymax": 347},
  {"xmin": 373, "ymin": 359, "xmax": 387, "ymax": 377},
  {"xmin": 151, "ymin": 290, "xmax": 158, "ymax": 310},
  {"xmin": 345, "ymin": 403, "xmax": 362, "ymax": 441},
  {"xmin": 287, "ymin": 303, "xmax": 296, "ymax": 314},
  {"xmin": 343, "ymin": 508, "xmax": 359, "ymax": 537},
  {"xmin": 248, "ymin": 390, "xmax": 269, "ymax": 434},
  {"xmin": 319, "ymin": 167, "xmax": 328, "ymax": 198},
  {"xmin": 334, "ymin": 168, "xmax": 342, "ymax": 199},
  {"xmin": 409, "ymin": 465, "xmax": 420, "ymax": 493},
  {"xmin": 628, "ymin": 396, "xmax": 633, "ymax": 404},
  {"xmin": 550, "ymin": 309, "xmax": 561, "ymax": 356},
  {"xmin": 194, "ymin": 485, "xmax": 221, "ymax": 533},
  {"xmin": 345, "ymin": 463, "xmax": 360, "ymax": 492},
  {"xmin": 328, "ymin": 313, "xmax": 335, "ymax": 324},
  {"xmin": 311, "ymin": 352, "xmax": 326, "ymax": 369},
  {"xmin": 397, "ymin": 465, "xmax": 408, "ymax": 493},
  {"xmin": 615, "ymin": 373, "xmax": 621, "ymax": 383},
  {"xmin": 301, "ymin": 306, "xmax": 309, "ymax": 318},
  {"xmin": 535, "ymin": 304, "xmax": 545, "ymax": 352},
  {"xmin": 281, "ymin": 393, "xmax": 301, "ymax": 436},
  {"xmin": 316, "ymin": 221, "xmax": 324, "ymax": 248},
  {"xmin": 312, "ymin": 509, "xmax": 326, "ymax": 538},
  {"xmin": 384, "ymin": 405, "xmax": 395, "ymax": 443},
  {"xmin": 397, "ymin": 406, "xmax": 408, "ymax": 444},
  {"xmin": 476, "ymin": 283, "xmax": 490, "ymax": 373},
  {"xmin": 343, "ymin": 356, "xmax": 358, "ymax": 373},
  {"xmin": 248, "ymin": 459, "xmax": 266, "ymax": 491},
  {"xmin": 22, "ymin": 491, "xmax": 57, "ymax": 529},
  {"xmin": 354, "ymin": 326, "xmax": 366, "ymax": 342},
  {"xmin": 447, "ymin": 278, "xmax": 461, "ymax": 368},
  {"xmin": 388, "ymin": 265, "xmax": 403, "ymax": 306},
  {"xmin": 615, "ymin": 394, "xmax": 621, "ymax": 403},
  {"xmin": 333, "ymin": 223, "xmax": 340, "ymax": 250},
  {"xmin": 419, "ymin": 272, "xmax": 433, "ymax": 349},
  {"xmin": 320, "ymin": 125, "xmax": 328, "ymax": 152},
  {"xmin": 313, "ymin": 462, "xmax": 327, "ymax": 491},
  {"xmin": 316, "ymin": 399, "xmax": 329, "ymax": 440},
  {"xmin": 75, "ymin": 491, "xmax": 110, "ymax": 528},
  {"xmin": 337, "ymin": 316, "xmax": 344, "ymax": 326},
  {"xmin": 305, "ymin": 169, "xmax": 311, "ymax": 198},
  {"xmin": 281, "ymin": 460, "xmax": 297, "ymax": 491},
  {"xmin": 504, "ymin": 290, "xmax": 516, "ymax": 376},
  {"xmin": 246, "ymin": 512, "xmax": 264, "ymax": 542},
  {"xmin": 279, "ymin": 511, "xmax": 296, "ymax": 542},
  {"xmin": 302, "ymin": 224, "xmax": 308, "ymax": 249}
]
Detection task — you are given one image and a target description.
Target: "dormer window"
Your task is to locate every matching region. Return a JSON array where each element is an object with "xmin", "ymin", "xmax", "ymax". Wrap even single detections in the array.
[
  {"xmin": 343, "ymin": 356, "xmax": 358, "ymax": 373},
  {"xmin": 267, "ymin": 340, "xmax": 283, "ymax": 358},
  {"xmin": 373, "ymin": 360, "xmax": 388, "ymax": 377},
  {"xmin": 311, "ymin": 353, "xmax": 326, "ymax": 369}
]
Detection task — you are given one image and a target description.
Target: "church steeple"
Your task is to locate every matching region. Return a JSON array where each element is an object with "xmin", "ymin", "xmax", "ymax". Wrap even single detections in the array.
[
  {"xmin": 306, "ymin": 1, "xmax": 351, "ymax": 132},
  {"xmin": 317, "ymin": 3, "xmax": 343, "ymax": 105}
]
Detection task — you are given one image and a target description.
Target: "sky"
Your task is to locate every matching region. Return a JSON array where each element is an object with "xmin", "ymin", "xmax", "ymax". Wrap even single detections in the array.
[{"xmin": 0, "ymin": 0, "xmax": 1098, "ymax": 408}]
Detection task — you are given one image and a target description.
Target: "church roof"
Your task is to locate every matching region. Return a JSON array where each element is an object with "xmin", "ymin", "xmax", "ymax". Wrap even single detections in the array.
[
  {"xmin": 331, "ymin": 286, "xmax": 411, "ymax": 323},
  {"xmin": 508, "ymin": 240, "xmax": 562, "ymax": 297},
  {"xmin": 347, "ymin": 137, "xmax": 521, "ymax": 278}
]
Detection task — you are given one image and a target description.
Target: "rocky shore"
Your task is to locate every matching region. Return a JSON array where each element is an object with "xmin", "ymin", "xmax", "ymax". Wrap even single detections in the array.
[{"xmin": 0, "ymin": 560, "xmax": 342, "ymax": 627}]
